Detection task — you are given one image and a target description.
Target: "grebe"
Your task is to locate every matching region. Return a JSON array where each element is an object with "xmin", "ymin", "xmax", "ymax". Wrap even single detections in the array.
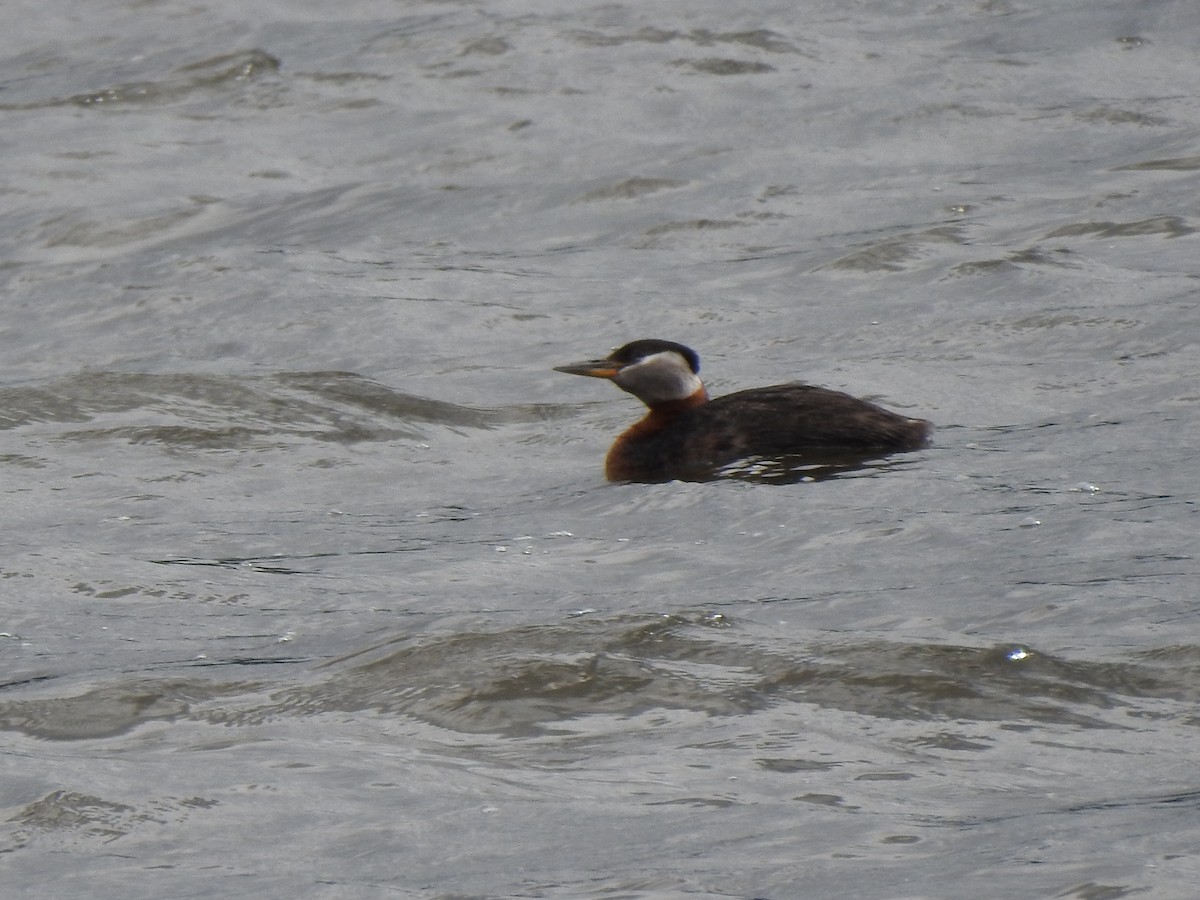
[{"xmin": 555, "ymin": 339, "xmax": 932, "ymax": 482}]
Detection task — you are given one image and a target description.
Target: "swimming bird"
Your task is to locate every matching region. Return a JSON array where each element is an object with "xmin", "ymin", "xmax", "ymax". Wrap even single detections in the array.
[{"xmin": 554, "ymin": 339, "xmax": 932, "ymax": 482}]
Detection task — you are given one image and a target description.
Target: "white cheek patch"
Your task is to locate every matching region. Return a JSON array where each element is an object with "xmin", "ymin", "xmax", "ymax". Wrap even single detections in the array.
[{"xmin": 615, "ymin": 351, "xmax": 703, "ymax": 403}]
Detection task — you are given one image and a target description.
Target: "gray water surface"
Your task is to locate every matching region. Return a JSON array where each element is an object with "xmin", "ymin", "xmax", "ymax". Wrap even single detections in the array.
[{"xmin": 3, "ymin": 1, "xmax": 1199, "ymax": 897}]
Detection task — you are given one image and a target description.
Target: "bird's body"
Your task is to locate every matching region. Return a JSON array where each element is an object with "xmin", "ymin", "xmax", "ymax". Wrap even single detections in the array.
[{"xmin": 555, "ymin": 339, "xmax": 931, "ymax": 482}]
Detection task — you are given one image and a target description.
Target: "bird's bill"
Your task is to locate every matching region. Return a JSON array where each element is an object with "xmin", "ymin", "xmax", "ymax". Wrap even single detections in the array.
[{"xmin": 553, "ymin": 359, "xmax": 622, "ymax": 379}]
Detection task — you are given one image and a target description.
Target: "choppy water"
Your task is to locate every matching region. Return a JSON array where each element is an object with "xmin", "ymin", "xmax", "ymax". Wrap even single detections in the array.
[{"xmin": 3, "ymin": 1, "xmax": 1199, "ymax": 897}]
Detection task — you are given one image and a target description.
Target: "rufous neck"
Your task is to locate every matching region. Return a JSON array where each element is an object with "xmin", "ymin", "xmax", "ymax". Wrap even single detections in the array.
[{"xmin": 635, "ymin": 385, "xmax": 708, "ymax": 430}]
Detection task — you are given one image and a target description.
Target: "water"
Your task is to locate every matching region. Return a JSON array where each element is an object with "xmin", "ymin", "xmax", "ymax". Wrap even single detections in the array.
[{"xmin": 3, "ymin": 0, "xmax": 1199, "ymax": 896}]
